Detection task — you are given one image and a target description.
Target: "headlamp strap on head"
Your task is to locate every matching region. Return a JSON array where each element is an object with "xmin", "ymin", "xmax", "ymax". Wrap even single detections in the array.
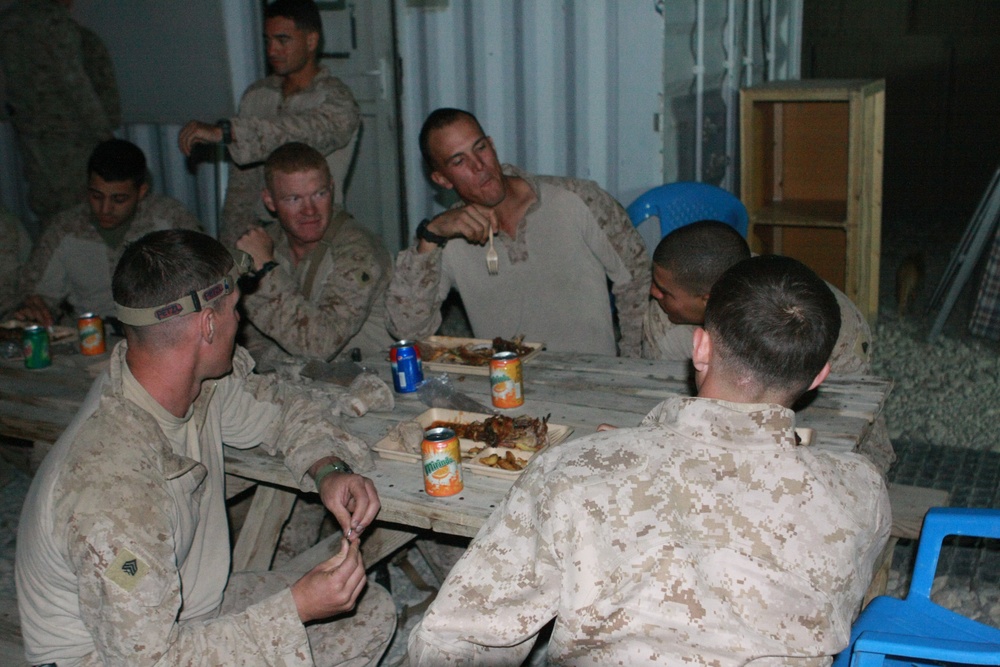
[{"xmin": 114, "ymin": 250, "xmax": 252, "ymax": 327}]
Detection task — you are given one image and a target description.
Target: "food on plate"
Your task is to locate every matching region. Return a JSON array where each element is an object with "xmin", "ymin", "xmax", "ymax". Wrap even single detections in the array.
[
  {"xmin": 420, "ymin": 335, "xmax": 535, "ymax": 367},
  {"xmin": 478, "ymin": 450, "xmax": 527, "ymax": 471},
  {"xmin": 428, "ymin": 413, "xmax": 549, "ymax": 451}
]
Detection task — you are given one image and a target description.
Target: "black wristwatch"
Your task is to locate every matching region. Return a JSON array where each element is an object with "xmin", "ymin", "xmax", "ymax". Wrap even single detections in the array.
[
  {"xmin": 215, "ymin": 119, "xmax": 232, "ymax": 145},
  {"xmin": 255, "ymin": 260, "xmax": 278, "ymax": 279},
  {"xmin": 416, "ymin": 218, "xmax": 448, "ymax": 247}
]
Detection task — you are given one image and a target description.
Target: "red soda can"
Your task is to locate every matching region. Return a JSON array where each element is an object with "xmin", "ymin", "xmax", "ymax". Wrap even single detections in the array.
[
  {"xmin": 390, "ymin": 340, "xmax": 424, "ymax": 393},
  {"xmin": 78, "ymin": 313, "xmax": 106, "ymax": 356},
  {"xmin": 421, "ymin": 427, "xmax": 463, "ymax": 497},
  {"xmin": 490, "ymin": 351, "xmax": 524, "ymax": 408}
]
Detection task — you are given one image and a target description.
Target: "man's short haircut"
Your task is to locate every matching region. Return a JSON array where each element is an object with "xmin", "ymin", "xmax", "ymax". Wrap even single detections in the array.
[
  {"xmin": 651, "ymin": 220, "xmax": 750, "ymax": 296},
  {"xmin": 87, "ymin": 139, "xmax": 147, "ymax": 188},
  {"xmin": 113, "ymin": 230, "xmax": 234, "ymax": 341},
  {"xmin": 264, "ymin": 141, "xmax": 331, "ymax": 191},
  {"xmin": 265, "ymin": 0, "xmax": 322, "ymax": 33},
  {"xmin": 418, "ymin": 108, "xmax": 483, "ymax": 169},
  {"xmin": 705, "ymin": 255, "xmax": 841, "ymax": 397}
]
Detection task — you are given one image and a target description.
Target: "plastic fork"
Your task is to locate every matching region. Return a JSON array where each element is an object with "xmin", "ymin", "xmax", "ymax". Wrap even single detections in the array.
[{"xmin": 486, "ymin": 226, "xmax": 499, "ymax": 275}]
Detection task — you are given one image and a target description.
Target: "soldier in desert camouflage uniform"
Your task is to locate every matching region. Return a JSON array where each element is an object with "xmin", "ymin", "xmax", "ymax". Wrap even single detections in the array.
[
  {"xmin": 408, "ymin": 256, "xmax": 891, "ymax": 666},
  {"xmin": 0, "ymin": 207, "xmax": 32, "ymax": 316},
  {"xmin": 641, "ymin": 220, "xmax": 895, "ymax": 473},
  {"xmin": 16, "ymin": 229, "xmax": 395, "ymax": 667},
  {"xmin": 0, "ymin": 0, "xmax": 120, "ymax": 223},
  {"xmin": 16, "ymin": 139, "xmax": 202, "ymax": 326},
  {"xmin": 385, "ymin": 108, "xmax": 650, "ymax": 357},
  {"xmin": 236, "ymin": 141, "xmax": 393, "ymax": 365},
  {"xmin": 179, "ymin": 0, "xmax": 360, "ymax": 247}
]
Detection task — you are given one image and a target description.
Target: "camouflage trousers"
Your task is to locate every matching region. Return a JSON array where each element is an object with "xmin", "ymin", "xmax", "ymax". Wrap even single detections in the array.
[{"xmin": 222, "ymin": 570, "xmax": 396, "ymax": 667}]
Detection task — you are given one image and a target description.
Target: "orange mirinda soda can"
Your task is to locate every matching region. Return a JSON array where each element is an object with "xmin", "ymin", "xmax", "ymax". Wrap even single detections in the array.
[
  {"xmin": 77, "ymin": 313, "xmax": 106, "ymax": 356},
  {"xmin": 421, "ymin": 427, "xmax": 463, "ymax": 497},
  {"xmin": 490, "ymin": 351, "xmax": 524, "ymax": 408}
]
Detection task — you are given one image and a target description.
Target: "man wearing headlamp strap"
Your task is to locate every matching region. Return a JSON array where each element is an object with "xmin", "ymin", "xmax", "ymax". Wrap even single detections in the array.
[{"xmin": 16, "ymin": 229, "xmax": 395, "ymax": 666}]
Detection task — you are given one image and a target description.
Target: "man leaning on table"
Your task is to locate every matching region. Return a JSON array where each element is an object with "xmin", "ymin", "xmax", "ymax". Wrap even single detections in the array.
[
  {"xmin": 407, "ymin": 255, "xmax": 891, "ymax": 665},
  {"xmin": 385, "ymin": 107, "xmax": 650, "ymax": 357},
  {"xmin": 16, "ymin": 229, "xmax": 395, "ymax": 666},
  {"xmin": 642, "ymin": 220, "xmax": 895, "ymax": 474},
  {"xmin": 235, "ymin": 141, "xmax": 394, "ymax": 366}
]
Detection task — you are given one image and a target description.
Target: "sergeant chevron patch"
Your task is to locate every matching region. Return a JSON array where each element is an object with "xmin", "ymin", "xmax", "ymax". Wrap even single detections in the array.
[{"xmin": 106, "ymin": 548, "xmax": 150, "ymax": 592}]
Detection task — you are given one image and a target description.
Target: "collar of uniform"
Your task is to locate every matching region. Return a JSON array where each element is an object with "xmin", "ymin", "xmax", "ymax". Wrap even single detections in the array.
[{"xmin": 645, "ymin": 395, "xmax": 799, "ymax": 450}]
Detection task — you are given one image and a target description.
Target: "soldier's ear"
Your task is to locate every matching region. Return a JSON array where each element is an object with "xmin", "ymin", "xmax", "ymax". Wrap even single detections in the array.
[
  {"xmin": 307, "ymin": 30, "xmax": 319, "ymax": 55},
  {"xmin": 137, "ymin": 182, "xmax": 150, "ymax": 201},
  {"xmin": 262, "ymin": 188, "xmax": 276, "ymax": 214}
]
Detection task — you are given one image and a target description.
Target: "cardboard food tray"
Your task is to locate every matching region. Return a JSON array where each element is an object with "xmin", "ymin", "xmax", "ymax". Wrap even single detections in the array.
[
  {"xmin": 373, "ymin": 408, "xmax": 573, "ymax": 480},
  {"xmin": 419, "ymin": 336, "xmax": 544, "ymax": 376}
]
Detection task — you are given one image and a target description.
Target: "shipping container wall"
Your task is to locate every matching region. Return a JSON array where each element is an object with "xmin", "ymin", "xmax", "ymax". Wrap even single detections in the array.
[{"xmin": 396, "ymin": 0, "xmax": 800, "ymax": 232}]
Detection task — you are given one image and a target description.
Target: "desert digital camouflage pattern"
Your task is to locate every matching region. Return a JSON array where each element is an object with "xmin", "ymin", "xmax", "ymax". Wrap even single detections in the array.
[
  {"xmin": 242, "ymin": 208, "xmax": 394, "ymax": 363},
  {"xmin": 220, "ymin": 68, "xmax": 360, "ymax": 246},
  {"xmin": 408, "ymin": 396, "xmax": 891, "ymax": 666},
  {"xmin": 20, "ymin": 194, "xmax": 202, "ymax": 319},
  {"xmin": 0, "ymin": 207, "xmax": 32, "ymax": 315},
  {"xmin": 641, "ymin": 283, "xmax": 895, "ymax": 474},
  {"xmin": 0, "ymin": 0, "xmax": 120, "ymax": 221},
  {"xmin": 385, "ymin": 165, "xmax": 650, "ymax": 357},
  {"xmin": 16, "ymin": 343, "xmax": 389, "ymax": 665}
]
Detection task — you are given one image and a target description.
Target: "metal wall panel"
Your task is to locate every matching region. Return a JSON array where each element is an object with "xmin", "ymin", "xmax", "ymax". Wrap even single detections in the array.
[
  {"xmin": 396, "ymin": 0, "xmax": 665, "ymax": 230},
  {"xmin": 395, "ymin": 0, "xmax": 799, "ymax": 234}
]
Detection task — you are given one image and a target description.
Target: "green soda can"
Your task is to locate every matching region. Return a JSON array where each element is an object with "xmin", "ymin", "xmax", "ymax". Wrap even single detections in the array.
[{"xmin": 22, "ymin": 325, "xmax": 51, "ymax": 369}]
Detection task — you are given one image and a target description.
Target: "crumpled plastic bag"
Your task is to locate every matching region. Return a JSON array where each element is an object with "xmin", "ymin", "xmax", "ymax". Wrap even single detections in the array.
[{"xmin": 416, "ymin": 373, "xmax": 495, "ymax": 414}]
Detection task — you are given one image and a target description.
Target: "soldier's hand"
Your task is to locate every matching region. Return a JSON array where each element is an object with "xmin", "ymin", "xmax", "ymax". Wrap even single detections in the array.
[
  {"xmin": 290, "ymin": 538, "xmax": 368, "ymax": 622},
  {"xmin": 14, "ymin": 295, "xmax": 54, "ymax": 327},
  {"xmin": 318, "ymin": 471, "xmax": 380, "ymax": 544},
  {"xmin": 178, "ymin": 120, "xmax": 224, "ymax": 156},
  {"xmin": 235, "ymin": 227, "xmax": 275, "ymax": 270},
  {"xmin": 417, "ymin": 205, "xmax": 497, "ymax": 253}
]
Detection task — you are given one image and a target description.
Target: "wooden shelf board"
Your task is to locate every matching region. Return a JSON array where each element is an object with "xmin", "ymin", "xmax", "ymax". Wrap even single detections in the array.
[{"xmin": 750, "ymin": 200, "xmax": 848, "ymax": 228}]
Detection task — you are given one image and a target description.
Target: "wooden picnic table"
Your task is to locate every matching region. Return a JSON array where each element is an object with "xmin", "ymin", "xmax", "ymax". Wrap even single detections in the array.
[{"xmin": 0, "ymin": 341, "xmax": 893, "ymax": 570}]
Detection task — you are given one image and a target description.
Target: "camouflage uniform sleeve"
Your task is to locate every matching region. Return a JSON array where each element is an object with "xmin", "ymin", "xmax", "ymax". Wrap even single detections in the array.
[
  {"xmin": 227, "ymin": 77, "xmax": 361, "ymax": 166},
  {"xmin": 0, "ymin": 210, "xmax": 30, "ymax": 314},
  {"xmin": 19, "ymin": 212, "xmax": 75, "ymax": 311},
  {"xmin": 829, "ymin": 287, "xmax": 873, "ymax": 374},
  {"xmin": 408, "ymin": 460, "xmax": 566, "ymax": 665},
  {"xmin": 217, "ymin": 347, "xmax": 375, "ymax": 482},
  {"xmin": 641, "ymin": 301, "xmax": 697, "ymax": 361},
  {"xmin": 155, "ymin": 196, "xmax": 203, "ymax": 232},
  {"xmin": 536, "ymin": 175, "xmax": 650, "ymax": 358},
  {"xmin": 78, "ymin": 25, "xmax": 120, "ymax": 129},
  {"xmin": 242, "ymin": 233, "xmax": 389, "ymax": 361},
  {"xmin": 384, "ymin": 246, "xmax": 449, "ymax": 340},
  {"xmin": 67, "ymin": 424, "xmax": 312, "ymax": 664}
]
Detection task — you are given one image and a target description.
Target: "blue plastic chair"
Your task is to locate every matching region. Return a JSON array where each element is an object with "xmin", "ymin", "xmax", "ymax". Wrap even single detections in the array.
[
  {"xmin": 833, "ymin": 507, "xmax": 1000, "ymax": 666},
  {"xmin": 625, "ymin": 181, "xmax": 749, "ymax": 239}
]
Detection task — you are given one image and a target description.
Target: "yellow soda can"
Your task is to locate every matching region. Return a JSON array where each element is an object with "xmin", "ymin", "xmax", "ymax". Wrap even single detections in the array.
[
  {"xmin": 421, "ymin": 427, "xmax": 463, "ymax": 497},
  {"xmin": 490, "ymin": 351, "xmax": 524, "ymax": 408}
]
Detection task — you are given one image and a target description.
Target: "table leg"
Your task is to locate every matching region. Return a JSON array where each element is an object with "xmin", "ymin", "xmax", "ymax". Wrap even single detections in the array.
[{"xmin": 232, "ymin": 484, "xmax": 297, "ymax": 572}]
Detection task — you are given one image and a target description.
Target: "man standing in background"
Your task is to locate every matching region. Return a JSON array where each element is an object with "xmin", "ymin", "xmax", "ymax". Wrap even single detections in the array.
[
  {"xmin": 179, "ymin": 0, "xmax": 360, "ymax": 247},
  {"xmin": 0, "ymin": 0, "xmax": 120, "ymax": 225}
]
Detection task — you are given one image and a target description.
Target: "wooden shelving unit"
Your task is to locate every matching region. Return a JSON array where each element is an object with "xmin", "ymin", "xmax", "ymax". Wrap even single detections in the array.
[{"xmin": 740, "ymin": 79, "xmax": 885, "ymax": 325}]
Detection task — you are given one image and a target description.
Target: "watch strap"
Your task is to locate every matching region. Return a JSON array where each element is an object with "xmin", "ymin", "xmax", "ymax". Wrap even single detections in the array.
[
  {"xmin": 255, "ymin": 260, "xmax": 279, "ymax": 279},
  {"xmin": 314, "ymin": 460, "xmax": 353, "ymax": 488},
  {"xmin": 416, "ymin": 218, "xmax": 448, "ymax": 247},
  {"xmin": 215, "ymin": 119, "xmax": 232, "ymax": 145}
]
